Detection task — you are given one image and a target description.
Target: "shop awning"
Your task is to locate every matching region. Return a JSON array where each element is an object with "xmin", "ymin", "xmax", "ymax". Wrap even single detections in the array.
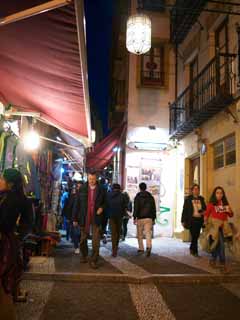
[
  {"xmin": 0, "ymin": 1, "xmax": 91, "ymax": 146},
  {"xmin": 86, "ymin": 123, "xmax": 127, "ymax": 171}
]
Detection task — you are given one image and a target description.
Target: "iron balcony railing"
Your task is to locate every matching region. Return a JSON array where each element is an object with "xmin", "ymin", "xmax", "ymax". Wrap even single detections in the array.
[{"xmin": 169, "ymin": 53, "xmax": 238, "ymax": 139}]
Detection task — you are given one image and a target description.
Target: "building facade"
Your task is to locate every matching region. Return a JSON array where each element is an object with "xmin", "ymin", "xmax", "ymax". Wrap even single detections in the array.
[
  {"xmin": 170, "ymin": 0, "xmax": 240, "ymax": 257},
  {"xmin": 110, "ymin": 0, "xmax": 240, "ymax": 253},
  {"xmin": 125, "ymin": 0, "xmax": 176, "ymax": 237}
]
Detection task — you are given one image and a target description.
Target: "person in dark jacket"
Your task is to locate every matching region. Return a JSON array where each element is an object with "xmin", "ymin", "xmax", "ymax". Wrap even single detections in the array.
[
  {"xmin": 122, "ymin": 191, "xmax": 132, "ymax": 241},
  {"xmin": 181, "ymin": 184, "xmax": 206, "ymax": 257},
  {"xmin": 100, "ymin": 178, "xmax": 109, "ymax": 244},
  {"xmin": 0, "ymin": 168, "xmax": 32, "ymax": 317},
  {"xmin": 61, "ymin": 187, "xmax": 70, "ymax": 240},
  {"xmin": 107, "ymin": 184, "xmax": 127, "ymax": 257},
  {"xmin": 67, "ymin": 181, "xmax": 83, "ymax": 254},
  {"xmin": 72, "ymin": 172, "xmax": 106, "ymax": 269},
  {"xmin": 133, "ymin": 183, "xmax": 156, "ymax": 257}
]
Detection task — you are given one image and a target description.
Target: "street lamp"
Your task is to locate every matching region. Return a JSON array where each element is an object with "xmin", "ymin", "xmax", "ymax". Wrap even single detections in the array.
[
  {"xmin": 126, "ymin": 13, "xmax": 151, "ymax": 55},
  {"xmin": 23, "ymin": 130, "xmax": 40, "ymax": 151}
]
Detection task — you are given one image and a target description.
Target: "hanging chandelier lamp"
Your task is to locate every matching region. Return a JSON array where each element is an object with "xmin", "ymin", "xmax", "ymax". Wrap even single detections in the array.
[{"xmin": 126, "ymin": 12, "xmax": 151, "ymax": 55}]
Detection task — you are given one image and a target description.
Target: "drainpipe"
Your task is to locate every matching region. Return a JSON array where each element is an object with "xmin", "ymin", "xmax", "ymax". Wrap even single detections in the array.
[
  {"xmin": 175, "ymin": 43, "xmax": 178, "ymax": 100},
  {"xmin": 236, "ymin": 24, "xmax": 240, "ymax": 87}
]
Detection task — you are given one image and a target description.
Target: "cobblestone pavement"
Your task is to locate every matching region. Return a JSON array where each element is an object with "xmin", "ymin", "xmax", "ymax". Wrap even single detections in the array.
[{"xmin": 15, "ymin": 238, "xmax": 240, "ymax": 320}]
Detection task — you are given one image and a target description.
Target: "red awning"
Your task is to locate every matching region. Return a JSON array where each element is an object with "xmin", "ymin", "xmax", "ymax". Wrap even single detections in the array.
[
  {"xmin": 0, "ymin": 1, "xmax": 91, "ymax": 145},
  {"xmin": 86, "ymin": 123, "xmax": 127, "ymax": 171}
]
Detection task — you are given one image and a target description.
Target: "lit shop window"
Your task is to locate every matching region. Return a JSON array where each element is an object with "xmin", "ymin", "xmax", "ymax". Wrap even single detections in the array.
[{"xmin": 213, "ymin": 134, "xmax": 236, "ymax": 169}]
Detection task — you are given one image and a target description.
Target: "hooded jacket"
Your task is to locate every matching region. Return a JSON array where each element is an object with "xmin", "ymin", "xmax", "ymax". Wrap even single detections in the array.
[
  {"xmin": 107, "ymin": 190, "xmax": 127, "ymax": 219},
  {"xmin": 133, "ymin": 191, "xmax": 156, "ymax": 221}
]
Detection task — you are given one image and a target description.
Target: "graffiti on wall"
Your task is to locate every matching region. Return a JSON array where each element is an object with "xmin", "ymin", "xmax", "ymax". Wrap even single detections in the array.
[
  {"xmin": 156, "ymin": 206, "xmax": 170, "ymax": 226},
  {"xmin": 126, "ymin": 163, "xmax": 171, "ymax": 227}
]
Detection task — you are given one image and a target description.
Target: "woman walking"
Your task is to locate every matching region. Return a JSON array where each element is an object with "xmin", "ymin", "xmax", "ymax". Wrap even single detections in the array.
[
  {"xmin": 205, "ymin": 186, "xmax": 233, "ymax": 273},
  {"xmin": 181, "ymin": 184, "xmax": 206, "ymax": 257},
  {"xmin": 0, "ymin": 169, "xmax": 32, "ymax": 319}
]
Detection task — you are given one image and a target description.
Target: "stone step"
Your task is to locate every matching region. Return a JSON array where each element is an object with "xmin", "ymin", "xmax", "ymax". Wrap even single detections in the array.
[{"xmin": 23, "ymin": 271, "xmax": 240, "ymax": 284}]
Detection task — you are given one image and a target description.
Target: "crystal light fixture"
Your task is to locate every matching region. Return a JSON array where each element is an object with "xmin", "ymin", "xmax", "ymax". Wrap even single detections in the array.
[{"xmin": 126, "ymin": 13, "xmax": 151, "ymax": 55}]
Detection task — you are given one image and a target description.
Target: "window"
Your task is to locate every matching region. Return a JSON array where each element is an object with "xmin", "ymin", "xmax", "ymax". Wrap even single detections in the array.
[
  {"xmin": 214, "ymin": 141, "xmax": 224, "ymax": 169},
  {"xmin": 225, "ymin": 135, "xmax": 236, "ymax": 165},
  {"xmin": 215, "ymin": 19, "xmax": 229, "ymax": 93},
  {"xmin": 213, "ymin": 134, "xmax": 236, "ymax": 169},
  {"xmin": 140, "ymin": 44, "xmax": 166, "ymax": 87},
  {"xmin": 188, "ymin": 56, "xmax": 199, "ymax": 115}
]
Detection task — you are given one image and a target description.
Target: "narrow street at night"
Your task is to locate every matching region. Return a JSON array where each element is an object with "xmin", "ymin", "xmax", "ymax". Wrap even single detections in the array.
[{"xmin": 1, "ymin": 0, "xmax": 240, "ymax": 319}]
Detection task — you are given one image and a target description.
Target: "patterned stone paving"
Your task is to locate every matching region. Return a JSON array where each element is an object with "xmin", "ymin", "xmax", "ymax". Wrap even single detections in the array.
[{"xmin": 14, "ymin": 238, "xmax": 240, "ymax": 320}]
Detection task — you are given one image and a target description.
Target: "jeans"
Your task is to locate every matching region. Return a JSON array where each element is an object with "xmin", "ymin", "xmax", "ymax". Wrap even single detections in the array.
[
  {"xmin": 211, "ymin": 228, "xmax": 226, "ymax": 264},
  {"xmin": 63, "ymin": 217, "xmax": 70, "ymax": 241},
  {"xmin": 72, "ymin": 225, "xmax": 80, "ymax": 249},
  {"xmin": 189, "ymin": 218, "xmax": 203, "ymax": 254},
  {"xmin": 137, "ymin": 218, "xmax": 153, "ymax": 250},
  {"xmin": 110, "ymin": 218, "xmax": 122, "ymax": 252},
  {"xmin": 122, "ymin": 218, "xmax": 129, "ymax": 239},
  {"xmin": 102, "ymin": 216, "xmax": 109, "ymax": 235},
  {"xmin": 80, "ymin": 225, "xmax": 101, "ymax": 262}
]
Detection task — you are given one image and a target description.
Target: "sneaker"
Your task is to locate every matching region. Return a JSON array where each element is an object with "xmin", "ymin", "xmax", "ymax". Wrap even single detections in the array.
[
  {"xmin": 137, "ymin": 249, "xmax": 144, "ymax": 254},
  {"xmin": 122, "ymin": 237, "xmax": 126, "ymax": 242},
  {"xmin": 74, "ymin": 248, "xmax": 80, "ymax": 255},
  {"xmin": 89, "ymin": 261, "xmax": 98, "ymax": 269},
  {"xmin": 146, "ymin": 248, "xmax": 151, "ymax": 257},
  {"xmin": 102, "ymin": 235, "xmax": 107, "ymax": 244}
]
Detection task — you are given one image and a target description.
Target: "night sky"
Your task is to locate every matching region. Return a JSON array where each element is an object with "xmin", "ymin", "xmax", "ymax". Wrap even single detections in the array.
[{"xmin": 84, "ymin": 0, "xmax": 116, "ymax": 135}]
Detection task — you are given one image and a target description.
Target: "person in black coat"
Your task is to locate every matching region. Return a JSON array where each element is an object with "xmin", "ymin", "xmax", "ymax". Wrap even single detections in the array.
[
  {"xmin": 181, "ymin": 184, "xmax": 206, "ymax": 257},
  {"xmin": 107, "ymin": 184, "xmax": 127, "ymax": 257},
  {"xmin": 0, "ymin": 168, "xmax": 32, "ymax": 311},
  {"xmin": 72, "ymin": 172, "xmax": 106, "ymax": 269}
]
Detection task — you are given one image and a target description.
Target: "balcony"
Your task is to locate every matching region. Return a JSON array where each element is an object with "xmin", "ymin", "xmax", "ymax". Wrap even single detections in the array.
[
  {"xmin": 138, "ymin": 0, "xmax": 166, "ymax": 12},
  {"xmin": 169, "ymin": 53, "xmax": 238, "ymax": 140},
  {"xmin": 171, "ymin": 0, "xmax": 208, "ymax": 44}
]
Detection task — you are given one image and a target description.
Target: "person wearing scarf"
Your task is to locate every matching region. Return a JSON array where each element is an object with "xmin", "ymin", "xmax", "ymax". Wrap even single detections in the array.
[{"xmin": 73, "ymin": 172, "xmax": 106, "ymax": 269}]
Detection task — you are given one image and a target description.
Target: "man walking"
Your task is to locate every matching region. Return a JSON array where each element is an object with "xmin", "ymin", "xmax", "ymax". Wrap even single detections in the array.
[
  {"xmin": 107, "ymin": 184, "xmax": 127, "ymax": 257},
  {"xmin": 73, "ymin": 172, "xmax": 106, "ymax": 269},
  {"xmin": 133, "ymin": 183, "xmax": 156, "ymax": 257}
]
